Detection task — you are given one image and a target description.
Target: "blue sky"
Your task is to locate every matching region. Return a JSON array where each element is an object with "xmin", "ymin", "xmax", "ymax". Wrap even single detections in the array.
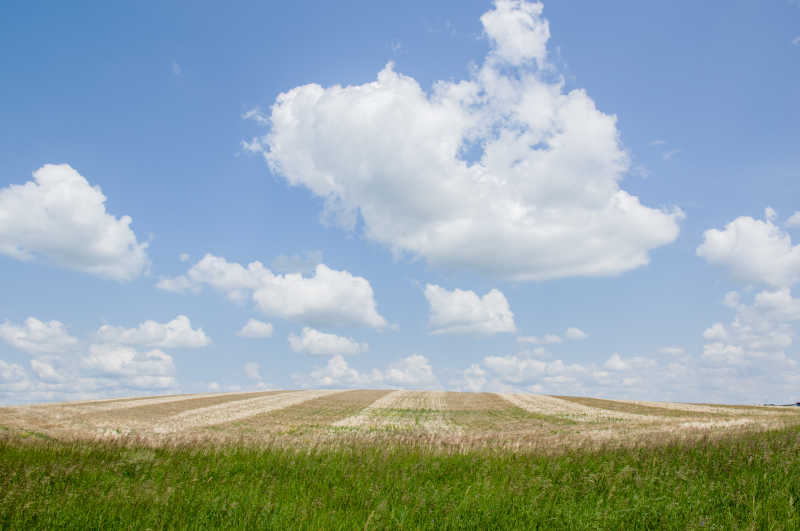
[{"xmin": 1, "ymin": 0, "xmax": 799, "ymax": 405}]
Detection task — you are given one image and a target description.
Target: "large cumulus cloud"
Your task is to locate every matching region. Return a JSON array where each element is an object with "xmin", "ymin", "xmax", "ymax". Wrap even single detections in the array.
[
  {"xmin": 0, "ymin": 164, "xmax": 149, "ymax": 281},
  {"xmin": 246, "ymin": 0, "xmax": 682, "ymax": 281}
]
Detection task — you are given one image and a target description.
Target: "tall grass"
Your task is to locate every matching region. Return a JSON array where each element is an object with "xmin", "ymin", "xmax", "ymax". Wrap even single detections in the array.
[{"xmin": 2, "ymin": 426, "xmax": 799, "ymax": 529}]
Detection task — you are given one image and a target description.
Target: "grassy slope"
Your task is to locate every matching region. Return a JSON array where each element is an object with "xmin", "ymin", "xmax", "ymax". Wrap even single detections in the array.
[{"xmin": 2, "ymin": 427, "xmax": 800, "ymax": 529}]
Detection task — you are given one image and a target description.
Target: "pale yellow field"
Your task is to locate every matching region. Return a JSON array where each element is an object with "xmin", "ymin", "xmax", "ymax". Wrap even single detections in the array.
[{"xmin": 2, "ymin": 390, "xmax": 799, "ymax": 451}]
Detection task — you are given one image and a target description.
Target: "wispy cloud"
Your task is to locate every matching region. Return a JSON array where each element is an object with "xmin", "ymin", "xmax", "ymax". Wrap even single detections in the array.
[
  {"xmin": 663, "ymin": 149, "xmax": 680, "ymax": 161},
  {"xmin": 649, "ymin": 139, "xmax": 666, "ymax": 146},
  {"xmin": 171, "ymin": 61, "xmax": 182, "ymax": 76}
]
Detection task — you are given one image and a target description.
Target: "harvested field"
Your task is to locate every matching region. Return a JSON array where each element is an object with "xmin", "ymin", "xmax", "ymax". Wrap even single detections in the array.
[
  {"xmin": 2, "ymin": 390, "xmax": 799, "ymax": 450},
  {"xmin": 329, "ymin": 390, "xmax": 461, "ymax": 438}
]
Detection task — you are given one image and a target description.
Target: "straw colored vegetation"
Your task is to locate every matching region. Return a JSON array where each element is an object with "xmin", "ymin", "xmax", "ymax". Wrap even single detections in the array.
[{"xmin": 1, "ymin": 390, "xmax": 799, "ymax": 450}]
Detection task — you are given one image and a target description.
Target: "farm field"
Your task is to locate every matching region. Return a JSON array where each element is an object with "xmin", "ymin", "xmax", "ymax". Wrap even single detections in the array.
[
  {"xmin": 3, "ymin": 390, "xmax": 800, "ymax": 528},
  {"xmin": 2, "ymin": 389, "xmax": 799, "ymax": 450}
]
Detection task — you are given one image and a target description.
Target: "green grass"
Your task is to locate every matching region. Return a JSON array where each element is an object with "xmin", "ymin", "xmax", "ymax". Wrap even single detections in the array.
[{"xmin": 2, "ymin": 427, "xmax": 800, "ymax": 529}]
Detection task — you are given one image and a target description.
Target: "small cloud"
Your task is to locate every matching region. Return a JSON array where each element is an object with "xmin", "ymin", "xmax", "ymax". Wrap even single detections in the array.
[
  {"xmin": 242, "ymin": 108, "xmax": 269, "ymax": 126},
  {"xmin": 518, "ymin": 333, "xmax": 562, "ymax": 345},
  {"xmin": 564, "ymin": 327, "xmax": 588, "ymax": 341},
  {"xmin": 390, "ymin": 40, "xmax": 403, "ymax": 54},
  {"xmin": 604, "ymin": 353, "xmax": 630, "ymax": 371},
  {"xmin": 236, "ymin": 319, "xmax": 274, "ymax": 339},
  {"xmin": 521, "ymin": 346, "xmax": 552, "ymax": 359},
  {"xmin": 288, "ymin": 327, "xmax": 367, "ymax": 356},
  {"xmin": 426, "ymin": 284, "xmax": 516, "ymax": 335},
  {"xmin": 241, "ymin": 138, "xmax": 264, "ymax": 154},
  {"xmin": 649, "ymin": 139, "xmax": 667, "ymax": 146},
  {"xmin": 663, "ymin": 149, "xmax": 680, "ymax": 161},
  {"xmin": 208, "ymin": 381, "xmax": 220, "ymax": 391},
  {"xmin": 179, "ymin": 253, "xmax": 190, "ymax": 263},
  {"xmin": 95, "ymin": 315, "xmax": 211, "ymax": 349},
  {"xmin": 786, "ymin": 211, "xmax": 800, "ymax": 228},
  {"xmin": 171, "ymin": 61, "xmax": 182, "ymax": 76}
]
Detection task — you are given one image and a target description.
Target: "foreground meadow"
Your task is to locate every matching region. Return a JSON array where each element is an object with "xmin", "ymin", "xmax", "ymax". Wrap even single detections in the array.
[{"xmin": 2, "ymin": 390, "xmax": 800, "ymax": 528}]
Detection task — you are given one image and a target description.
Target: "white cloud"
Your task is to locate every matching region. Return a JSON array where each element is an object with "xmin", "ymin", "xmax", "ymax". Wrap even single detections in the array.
[
  {"xmin": 237, "ymin": 319, "xmax": 274, "ymax": 339},
  {"xmin": 82, "ymin": 344, "xmax": 175, "ymax": 390},
  {"xmin": 480, "ymin": 0, "xmax": 549, "ymax": 67},
  {"xmin": 247, "ymin": 1, "xmax": 682, "ymax": 282},
  {"xmin": 296, "ymin": 354, "xmax": 436, "ymax": 388},
  {"xmin": 518, "ymin": 333, "xmax": 561, "ymax": 345},
  {"xmin": 300, "ymin": 355, "xmax": 382, "ymax": 387},
  {"xmin": 30, "ymin": 358, "xmax": 64, "ymax": 382},
  {"xmin": 288, "ymin": 327, "xmax": 367, "ymax": 356},
  {"xmin": 0, "ymin": 317, "xmax": 190, "ymax": 403},
  {"xmin": 703, "ymin": 322, "xmax": 727, "ymax": 341},
  {"xmin": 425, "ymin": 284, "xmax": 516, "ymax": 334},
  {"xmin": 243, "ymin": 362, "xmax": 262, "ymax": 381},
  {"xmin": 519, "ymin": 327, "xmax": 586, "ymax": 344},
  {"xmin": 462, "ymin": 364, "xmax": 488, "ymax": 392},
  {"xmin": 157, "ymin": 254, "xmax": 387, "ymax": 328},
  {"xmin": 470, "ymin": 289, "xmax": 800, "ymax": 402},
  {"xmin": 697, "ymin": 208, "xmax": 800, "ymax": 288},
  {"xmin": 0, "ymin": 359, "xmax": 29, "ymax": 391},
  {"xmin": 786, "ymin": 211, "xmax": 800, "ymax": 228},
  {"xmin": 470, "ymin": 284, "xmax": 800, "ymax": 402},
  {"xmin": 179, "ymin": 252, "xmax": 191, "ymax": 262},
  {"xmin": 471, "ymin": 351, "xmax": 683, "ymax": 401},
  {"xmin": 155, "ymin": 275, "xmax": 198, "ymax": 294},
  {"xmin": 604, "ymin": 353, "xmax": 629, "ymax": 371},
  {"xmin": 701, "ymin": 288, "xmax": 800, "ymax": 367},
  {"xmin": 527, "ymin": 346, "xmax": 552, "ymax": 359},
  {"xmin": 0, "ymin": 164, "xmax": 149, "ymax": 281},
  {"xmin": 384, "ymin": 354, "xmax": 437, "ymax": 386},
  {"xmin": 0, "ymin": 317, "xmax": 78, "ymax": 355},
  {"xmin": 0, "ymin": 315, "xmax": 214, "ymax": 402},
  {"xmin": 95, "ymin": 315, "xmax": 211, "ymax": 349},
  {"xmin": 564, "ymin": 327, "xmax": 588, "ymax": 340},
  {"xmin": 484, "ymin": 354, "xmax": 547, "ymax": 383}
]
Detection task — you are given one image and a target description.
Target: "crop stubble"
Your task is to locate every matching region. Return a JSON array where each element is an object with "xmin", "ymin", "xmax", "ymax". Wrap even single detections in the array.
[{"xmin": 2, "ymin": 390, "xmax": 799, "ymax": 450}]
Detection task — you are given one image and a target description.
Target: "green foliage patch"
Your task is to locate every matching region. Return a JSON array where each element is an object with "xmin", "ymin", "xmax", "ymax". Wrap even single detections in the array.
[{"xmin": 2, "ymin": 427, "xmax": 800, "ymax": 529}]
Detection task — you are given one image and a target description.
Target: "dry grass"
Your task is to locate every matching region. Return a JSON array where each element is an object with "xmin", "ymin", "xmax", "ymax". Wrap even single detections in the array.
[
  {"xmin": 332, "ymin": 391, "xmax": 460, "ymax": 436},
  {"xmin": 499, "ymin": 393, "xmax": 651, "ymax": 422},
  {"xmin": 200, "ymin": 389, "xmax": 392, "ymax": 442},
  {"xmin": 150, "ymin": 390, "xmax": 342, "ymax": 434},
  {"xmin": 553, "ymin": 395, "xmax": 722, "ymax": 419},
  {"xmin": 89, "ymin": 391, "xmax": 289, "ymax": 426},
  {"xmin": 2, "ymin": 390, "xmax": 799, "ymax": 452},
  {"xmin": 45, "ymin": 392, "xmax": 221, "ymax": 412}
]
